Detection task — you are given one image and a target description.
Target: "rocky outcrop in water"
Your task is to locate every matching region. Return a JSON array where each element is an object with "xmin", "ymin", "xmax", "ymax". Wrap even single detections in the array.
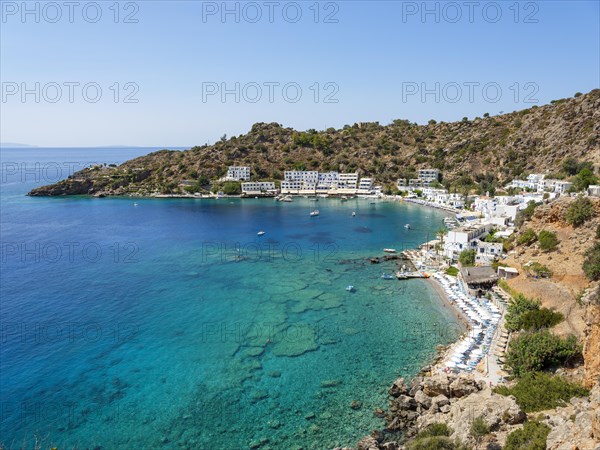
[{"xmin": 340, "ymin": 373, "xmax": 527, "ymax": 450}]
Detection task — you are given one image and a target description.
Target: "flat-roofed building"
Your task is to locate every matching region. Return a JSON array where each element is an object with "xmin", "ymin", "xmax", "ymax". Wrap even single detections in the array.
[
  {"xmin": 226, "ymin": 166, "xmax": 250, "ymax": 181},
  {"xmin": 241, "ymin": 181, "xmax": 276, "ymax": 195},
  {"xmin": 418, "ymin": 169, "xmax": 441, "ymax": 183},
  {"xmin": 339, "ymin": 173, "xmax": 358, "ymax": 189},
  {"xmin": 589, "ymin": 185, "xmax": 600, "ymax": 197},
  {"xmin": 358, "ymin": 178, "xmax": 374, "ymax": 192}
]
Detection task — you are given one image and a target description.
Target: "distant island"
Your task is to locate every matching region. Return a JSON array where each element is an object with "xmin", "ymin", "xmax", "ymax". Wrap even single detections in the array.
[
  {"xmin": 28, "ymin": 89, "xmax": 599, "ymax": 198},
  {"xmin": 0, "ymin": 142, "xmax": 37, "ymax": 148}
]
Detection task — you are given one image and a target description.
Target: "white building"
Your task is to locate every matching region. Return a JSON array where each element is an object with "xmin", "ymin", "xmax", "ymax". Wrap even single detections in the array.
[
  {"xmin": 317, "ymin": 172, "xmax": 340, "ymax": 191},
  {"xmin": 241, "ymin": 182, "xmax": 276, "ymax": 195},
  {"xmin": 339, "ymin": 173, "xmax": 358, "ymax": 189},
  {"xmin": 473, "ymin": 197, "xmax": 520, "ymax": 224},
  {"xmin": 443, "ymin": 223, "xmax": 496, "ymax": 261},
  {"xmin": 358, "ymin": 178, "xmax": 374, "ymax": 192},
  {"xmin": 418, "ymin": 168, "xmax": 441, "ymax": 184},
  {"xmin": 226, "ymin": 166, "xmax": 251, "ymax": 181},
  {"xmin": 589, "ymin": 185, "xmax": 600, "ymax": 197},
  {"xmin": 281, "ymin": 171, "xmax": 319, "ymax": 193}
]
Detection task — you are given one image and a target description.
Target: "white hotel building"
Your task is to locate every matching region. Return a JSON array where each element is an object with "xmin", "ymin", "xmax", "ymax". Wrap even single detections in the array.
[
  {"xmin": 241, "ymin": 182, "xmax": 276, "ymax": 195},
  {"xmin": 280, "ymin": 171, "xmax": 376, "ymax": 195},
  {"xmin": 225, "ymin": 166, "xmax": 251, "ymax": 181}
]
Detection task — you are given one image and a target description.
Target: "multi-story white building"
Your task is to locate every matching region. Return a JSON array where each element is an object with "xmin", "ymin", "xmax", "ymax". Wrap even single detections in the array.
[
  {"xmin": 226, "ymin": 166, "xmax": 251, "ymax": 181},
  {"xmin": 472, "ymin": 197, "xmax": 520, "ymax": 224},
  {"xmin": 418, "ymin": 169, "xmax": 441, "ymax": 184},
  {"xmin": 443, "ymin": 223, "xmax": 494, "ymax": 260},
  {"xmin": 317, "ymin": 172, "xmax": 340, "ymax": 191},
  {"xmin": 339, "ymin": 173, "xmax": 358, "ymax": 189},
  {"xmin": 358, "ymin": 178, "xmax": 374, "ymax": 192},
  {"xmin": 281, "ymin": 171, "xmax": 318, "ymax": 193},
  {"xmin": 241, "ymin": 182, "xmax": 276, "ymax": 195}
]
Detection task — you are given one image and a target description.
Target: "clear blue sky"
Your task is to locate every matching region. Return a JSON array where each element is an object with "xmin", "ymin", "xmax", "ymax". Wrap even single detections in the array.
[{"xmin": 1, "ymin": 0, "xmax": 599, "ymax": 147}]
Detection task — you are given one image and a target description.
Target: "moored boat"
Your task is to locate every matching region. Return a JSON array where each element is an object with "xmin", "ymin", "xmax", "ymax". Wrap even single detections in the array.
[{"xmin": 383, "ymin": 248, "xmax": 396, "ymax": 253}]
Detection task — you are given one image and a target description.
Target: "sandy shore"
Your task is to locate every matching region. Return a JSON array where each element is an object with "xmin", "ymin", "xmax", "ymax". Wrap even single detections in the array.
[{"xmin": 426, "ymin": 276, "xmax": 471, "ymax": 330}]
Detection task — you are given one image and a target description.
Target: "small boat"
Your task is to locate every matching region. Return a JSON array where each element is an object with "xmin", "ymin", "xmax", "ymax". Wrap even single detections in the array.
[
  {"xmin": 352, "ymin": 212, "xmax": 356, "ymax": 217},
  {"xmin": 404, "ymin": 224, "xmax": 411, "ymax": 229},
  {"xmin": 310, "ymin": 210, "xmax": 320, "ymax": 217},
  {"xmin": 346, "ymin": 285, "xmax": 355, "ymax": 292},
  {"xmin": 340, "ymin": 196, "xmax": 348, "ymax": 202},
  {"xmin": 133, "ymin": 202, "xmax": 138, "ymax": 207},
  {"xmin": 381, "ymin": 273, "xmax": 394, "ymax": 280},
  {"xmin": 383, "ymin": 248, "xmax": 397, "ymax": 253},
  {"xmin": 257, "ymin": 231, "xmax": 266, "ymax": 236}
]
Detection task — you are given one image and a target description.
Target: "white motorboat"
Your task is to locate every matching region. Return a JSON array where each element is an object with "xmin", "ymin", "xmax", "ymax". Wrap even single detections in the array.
[
  {"xmin": 383, "ymin": 248, "xmax": 397, "ymax": 253},
  {"xmin": 352, "ymin": 211, "xmax": 356, "ymax": 217},
  {"xmin": 404, "ymin": 224, "xmax": 411, "ymax": 229},
  {"xmin": 310, "ymin": 210, "xmax": 320, "ymax": 217},
  {"xmin": 257, "ymin": 231, "xmax": 266, "ymax": 236},
  {"xmin": 346, "ymin": 285, "xmax": 355, "ymax": 292}
]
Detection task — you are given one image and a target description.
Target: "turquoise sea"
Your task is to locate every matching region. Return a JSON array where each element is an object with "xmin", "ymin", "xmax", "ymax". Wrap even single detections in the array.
[{"xmin": 0, "ymin": 148, "xmax": 462, "ymax": 449}]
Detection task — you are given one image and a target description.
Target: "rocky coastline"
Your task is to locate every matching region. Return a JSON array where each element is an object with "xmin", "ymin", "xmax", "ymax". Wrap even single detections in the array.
[{"xmin": 337, "ymin": 370, "xmax": 600, "ymax": 450}]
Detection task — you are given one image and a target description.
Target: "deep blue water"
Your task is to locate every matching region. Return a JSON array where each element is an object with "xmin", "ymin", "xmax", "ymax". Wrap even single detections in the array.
[{"xmin": 0, "ymin": 148, "xmax": 461, "ymax": 449}]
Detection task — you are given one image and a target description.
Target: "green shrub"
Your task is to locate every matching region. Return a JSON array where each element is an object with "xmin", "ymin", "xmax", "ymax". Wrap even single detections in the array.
[
  {"xmin": 566, "ymin": 198, "xmax": 595, "ymax": 227},
  {"xmin": 469, "ymin": 417, "xmax": 490, "ymax": 437},
  {"xmin": 583, "ymin": 242, "xmax": 600, "ymax": 281},
  {"xmin": 408, "ymin": 425, "xmax": 468, "ymax": 450},
  {"xmin": 505, "ymin": 295, "xmax": 540, "ymax": 332},
  {"xmin": 222, "ymin": 181, "xmax": 242, "ymax": 195},
  {"xmin": 505, "ymin": 295, "xmax": 563, "ymax": 331},
  {"xmin": 416, "ymin": 423, "xmax": 451, "ymax": 438},
  {"xmin": 538, "ymin": 230, "xmax": 559, "ymax": 252},
  {"xmin": 505, "ymin": 330, "xmax": 581, "ymax": 377},
  {"xmin": 458, "ymin": 249, "xmax": 476, "ymax": 266},
  {"xmin": 515, "ymin": 201, "xmax": 538, "ymax": 226},
  {"xmin": 495, "ymin": 372, "xmax": 589, "ymax": 412},
  {"xmin": 519, "ymin": 308, "xmax": 563, "ymax": 330},
  {"xmin": 445, "ymin": 267, "xmax": 459, "ymax": 276},
  {"xmin": 406, "ymin": 436, "xmax": 458, "ymax": 450},
  {"xmin": 528, "ymin": 262, "xmax": 552, "ymax": 278},
  {"xmin": 504, "ymin": 421, "xmax": 551, "ymax": 450},
  {"xmin": 517, "ymin": 229, "xmax": 537, "ymax": 246}
]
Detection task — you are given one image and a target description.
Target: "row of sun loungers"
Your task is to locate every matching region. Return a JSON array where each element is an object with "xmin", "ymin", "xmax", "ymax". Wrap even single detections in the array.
[{"xmin": 432, "ymin": 273, "xmax": 503, "ymax": 373}]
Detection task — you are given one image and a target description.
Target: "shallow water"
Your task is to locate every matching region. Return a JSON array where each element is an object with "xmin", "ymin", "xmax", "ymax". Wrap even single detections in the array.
[{"xmin": 1, "ymin": 148, "xmax": 462, "ymax": 449}]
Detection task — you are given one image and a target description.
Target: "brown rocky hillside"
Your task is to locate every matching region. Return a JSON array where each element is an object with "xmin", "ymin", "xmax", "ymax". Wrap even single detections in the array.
[
  {"xmin": 29, "ymin": 89, "xmax": 600, "ymax": 197},
  {"xmin": 505, "ymin": 197, "xmax": 600, "ymax": 388}
]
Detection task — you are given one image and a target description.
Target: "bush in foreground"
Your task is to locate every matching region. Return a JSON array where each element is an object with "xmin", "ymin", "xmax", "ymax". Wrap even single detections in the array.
[
  {"xmin": 505, "ymin": 295, "xmax": 540, "ymax": 331},
  {"xmin": 538, "ymin": 230, "xmax": 559, "ymax": 251},
  {"xmin": 407, "ymin": 424, "xmax": 468, "ymax": 450},
  {"xmin": 505, "ymin": 330, "xmax": 581, "ymax": 377},
  {"xmin": 504, "ymin": 421, "xmax": 551, "ymax": 450},
  {"xmin": 469, "ymin": 416, "xmax": 490, "ymax": 437},
  {"xmin": 517, "ymin": 229, "xmax": 537, "ymax": 246},
  {"xmin": 445, "ymin": 267, "xmax": 459, "ymax": 276},
  {"xmin": 583, "ymin": 242, "xmax": 600, "ymax": 281},
  {"xmin": 519, "ymin": 308, "xmax": 563, "ymax": 330},
  {"xmin": 505, "ymin": 295, "xmax": 562, "ymax": 331},
  {"xmin": 565, "ymin": 197, "xmax": 595, "ymax": 227},
  {"xmin": 494, "ymin": 372, "xmax": 589, "ymax": 412}
]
